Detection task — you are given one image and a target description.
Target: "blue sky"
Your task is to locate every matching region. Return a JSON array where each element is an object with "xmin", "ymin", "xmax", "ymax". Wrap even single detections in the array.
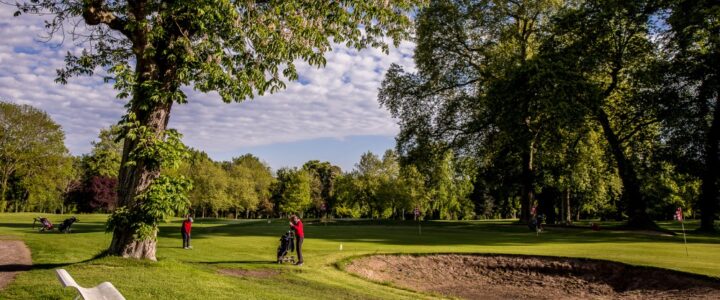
[
  {"xmin": 216, "ymin": 135, "xmax": 396, "ymax": 172},
  {"xmin": 0, "ymin": 6, "xmax": 416, "ymax": 171}
]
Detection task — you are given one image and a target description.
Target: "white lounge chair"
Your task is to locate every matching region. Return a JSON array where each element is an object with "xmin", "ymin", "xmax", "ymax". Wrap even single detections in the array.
[{"xmin": 55, "ymin": 269, "xmax": 125, "ymax": 300}]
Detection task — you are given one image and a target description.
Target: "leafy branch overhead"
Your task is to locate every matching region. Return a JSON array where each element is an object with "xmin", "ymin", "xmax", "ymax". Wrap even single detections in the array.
[{"xmin": 17, "ymin": 0, "xmax": 422, "ymax": 103}]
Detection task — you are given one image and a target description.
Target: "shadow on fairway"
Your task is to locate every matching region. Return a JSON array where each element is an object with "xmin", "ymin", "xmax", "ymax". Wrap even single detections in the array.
[
  {"xmin": 152, "ymin": 219, "xmax": 720, "ymax": 246},
  {"xmin": 0, "ymin": 221, "xmax": 107, "ymax": 234},
  {"xmin": 198, "ymin": 260, "xmax": 276, "ymax": 265}
]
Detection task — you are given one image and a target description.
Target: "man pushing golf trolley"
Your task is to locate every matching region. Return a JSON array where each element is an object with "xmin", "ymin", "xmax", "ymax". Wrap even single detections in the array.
[{"xmin": 276, "ymin": 214, "xmax": 304, "ymax": 266}]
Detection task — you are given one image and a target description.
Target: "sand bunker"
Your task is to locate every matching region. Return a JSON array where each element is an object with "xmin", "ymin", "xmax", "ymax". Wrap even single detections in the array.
[{"xmin": 345, "ymin": 254, "xmax": 720, "ymax": 299}]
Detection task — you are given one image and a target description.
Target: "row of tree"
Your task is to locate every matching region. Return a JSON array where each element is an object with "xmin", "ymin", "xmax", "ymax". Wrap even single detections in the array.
[
  {"xmin": 0, "ymin": 102, "xmax": 74, "ymax": 213},
  {"xmin": 0, "ymin": 94, "xmax": 711, "ymax": 226},
  {"xmin": 175, "ymin": 149, "xmax": 476, "ymax": 221},
  {"xmin": 0, "ymin": 100, "xmax": 477, "ymax": 221},
  {"xmin": 378, "ymin": 0, "xmax": 719, "ymax": 231},
  {"xmin": 0, "ymin": 103, "xmax": 123, "ymax": 214}
]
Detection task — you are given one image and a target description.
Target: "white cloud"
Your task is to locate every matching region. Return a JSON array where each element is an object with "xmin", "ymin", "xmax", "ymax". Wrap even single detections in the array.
[{"xmin": 0, "ymin": 6, "xmax": 416, "ymax": 157}]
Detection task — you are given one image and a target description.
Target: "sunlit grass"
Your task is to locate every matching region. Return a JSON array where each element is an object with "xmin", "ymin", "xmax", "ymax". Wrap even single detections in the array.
[{"xmin": 0, "ymin": 213, "xmax": 718, "ymax": 299}]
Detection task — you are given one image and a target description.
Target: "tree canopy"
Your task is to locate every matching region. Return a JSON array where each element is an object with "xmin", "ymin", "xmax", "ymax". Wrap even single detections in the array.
[{"xmin": 0, "ymin": 101, "xmax": 74, "ymax": 213}]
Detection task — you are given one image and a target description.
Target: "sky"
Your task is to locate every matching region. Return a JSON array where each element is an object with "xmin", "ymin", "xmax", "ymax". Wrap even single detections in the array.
[{"xmin": 0, "ymin": 6, "xmax": 417, "ymax": 172}]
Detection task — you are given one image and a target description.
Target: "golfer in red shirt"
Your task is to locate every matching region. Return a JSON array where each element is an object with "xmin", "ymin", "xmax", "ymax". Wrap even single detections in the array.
[
  {"xmin": 181, "ymin": 215, "xmax": 193, "ymax": 249},
  {"xmin": 290, "ymin": 215, "xmax": 304, "ymax": 266}
]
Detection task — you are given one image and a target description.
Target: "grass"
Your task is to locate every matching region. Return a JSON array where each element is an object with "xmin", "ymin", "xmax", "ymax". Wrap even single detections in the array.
[{"xmin": 0, "ymin": 213, "xmax": 718, "ymax": 299}]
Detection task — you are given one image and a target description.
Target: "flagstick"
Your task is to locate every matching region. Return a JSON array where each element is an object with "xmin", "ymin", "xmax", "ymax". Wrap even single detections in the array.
[{"xmin": 680, "ymin": 220, "xmax": 688, "ymax": 256}]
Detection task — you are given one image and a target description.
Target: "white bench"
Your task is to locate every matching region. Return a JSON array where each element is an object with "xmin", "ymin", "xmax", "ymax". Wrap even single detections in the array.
[{"xmin": 55, "ymin": 269, "xmax": 125, "ymax": 300}]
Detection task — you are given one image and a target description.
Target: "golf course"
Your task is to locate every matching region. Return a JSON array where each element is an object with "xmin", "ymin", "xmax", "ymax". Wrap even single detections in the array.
[
  {"xmin": 1, "ymin": 213, "xmax": 718, "ymax": 299},
  {"xmin": 3, "ymin": 0, "xmax": 720, "ymax": 299}
]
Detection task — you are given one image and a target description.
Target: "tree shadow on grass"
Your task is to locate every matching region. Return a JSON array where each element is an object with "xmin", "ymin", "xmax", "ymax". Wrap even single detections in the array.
[
  {"xmin": 0, "ymin": 258, "xmax": 101, "ymax": 273},
  {"xmin": 0, "ymin": 264, "xmax": 32, "ymax": 272},
  {"xmin": 149, "ymin": 220, "xmax": 685, "ymax": 247},
  {"xmin": 0, "ymin": 221, "xmax": 107, "ymax": 234},
  {"xmin": 4, "ymin": 218, "xmax": 718, "ymax": 248},
  {"xmin": 198, "ymin": 260, "xmax": 277, "ymax": 265}
]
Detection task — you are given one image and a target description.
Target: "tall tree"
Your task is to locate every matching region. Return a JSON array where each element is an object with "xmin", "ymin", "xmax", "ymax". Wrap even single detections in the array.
[
  {"xmin": 82, "ymin": 126, "xmax": 123, "ymax": 178},
  {"xmin": 15, "ymin": 0, "xmax": 423, "ymax": 259},
  {"xmin": 174, "ymin": 150, "xmax": 230, "ymax": 218},
  {"xmin": 666, "ymin": 0, "xmax": 720, "ymax": 231},
  {"xmin": 0, "ymin": 102, "xmax": 73, "ymax": 212},
  {"xmin": 302, "ymin": 160, "xmax": 342, "ymax": 214},
  {"xmin": 544, "ymin": 0, "xmax": 663, "ymax": 228},
  {"xmin": 275, "ymin": 168, "xmax": 313, "ymax": 216},
  {"xmin": 379, "ymin": 0, "xmax": 563, "ymax": 223},
  {"xmin": 226, "ymin": 154, "xmax": 274, "ymax": 218}
]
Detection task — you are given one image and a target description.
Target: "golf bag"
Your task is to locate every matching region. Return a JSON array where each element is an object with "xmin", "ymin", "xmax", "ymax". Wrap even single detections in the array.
[
  {"xmin": 276, "ymin": 230, "xmax": 296, "ymax": 264},
  {"xmin": 529, "ymin": 214, "xmax": 544, "ymax": 232},
  {"xmin": 59, "ymin": 216, "xmax": 78, "ymax": 233},
  {"xmin": 33, "ymin": 217, "xmax": 54, "ymax": 232}
]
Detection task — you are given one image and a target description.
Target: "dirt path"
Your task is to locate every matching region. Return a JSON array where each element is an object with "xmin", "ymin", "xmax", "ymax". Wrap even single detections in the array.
[
  {"xmin": 346, "ymin": 254, "xmax": 720, "ymax": 300},
  {"xmin": 0, "ymin": 240, "xmax": 32, "ymax": 290}
]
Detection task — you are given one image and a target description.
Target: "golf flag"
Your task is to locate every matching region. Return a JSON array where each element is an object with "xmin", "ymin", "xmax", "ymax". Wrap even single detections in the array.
[{"xmin": 676, "ymin": 207, "xmax": 689, "ymax": 256}]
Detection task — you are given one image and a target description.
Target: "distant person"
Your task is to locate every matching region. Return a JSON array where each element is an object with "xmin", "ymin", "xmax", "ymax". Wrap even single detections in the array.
[
  {"xmin": 289, "ymin": 215, "xmax": 304, "ymax": 266},
  {"xmin": 181, "ymin": 214, "xmax": 193, "ymax": 249}
]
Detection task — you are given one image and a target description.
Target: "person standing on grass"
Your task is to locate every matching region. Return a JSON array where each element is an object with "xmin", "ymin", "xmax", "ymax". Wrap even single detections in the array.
[
  {"xmin": 290, "ymin": 215, "xmax": 304, "ymax": 266},
  {"xmin": 181, "ymin": 214, "xmax": 193, "ymax": 249}
]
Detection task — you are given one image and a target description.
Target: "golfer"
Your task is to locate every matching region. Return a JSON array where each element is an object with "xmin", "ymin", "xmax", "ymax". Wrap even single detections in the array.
[
  {"xmin": 181, "ymin": 214, "xmax": 193, "ymax": 249},
  {"xmin": 289, "ymin": 215, "xmax": 304, "ymax": 266}
]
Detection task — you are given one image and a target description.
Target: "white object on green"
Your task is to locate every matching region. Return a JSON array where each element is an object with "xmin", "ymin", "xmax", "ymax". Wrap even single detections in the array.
[{"xmin": 56, "ymin": 269, "xmax": 125, "ymax": 300}]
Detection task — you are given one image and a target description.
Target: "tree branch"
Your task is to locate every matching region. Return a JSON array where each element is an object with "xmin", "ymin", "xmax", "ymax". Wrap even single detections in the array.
[{"xmin": 82, "ymin": 0, "xmax": 131, "ymax": 38}]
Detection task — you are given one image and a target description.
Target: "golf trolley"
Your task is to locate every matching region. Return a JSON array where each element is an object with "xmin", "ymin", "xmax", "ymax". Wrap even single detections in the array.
[
  {"xmin": 276, "ymin": 230, "xmax": 297, "ymax": 264},
  {"xmin": 33, "ymin": 216, "xmax": 78, "ymax": 233}
]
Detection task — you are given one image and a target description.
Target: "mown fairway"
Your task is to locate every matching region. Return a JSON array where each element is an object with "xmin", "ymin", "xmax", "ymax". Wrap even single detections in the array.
[{"xmin": 0, "ymin": 213, "xmax": 718, "ymax": 299}]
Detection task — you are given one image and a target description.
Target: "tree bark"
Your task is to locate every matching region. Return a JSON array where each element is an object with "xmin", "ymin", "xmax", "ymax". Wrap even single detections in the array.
[
  {"xmin": 0, "ymin": 177, "xmax": 7, "ymax": 213},
  {"xmin": 564, "ymin": 189, "xmax": 572, "ymax": 225},
  {"xmin": 108, "ymin": 53, "xmax": 175, "ymax": 259},
  {"xmin": 519, "ymin": 138, "xmax": 536, "ymax": 223},
  {"xmin": 596, "ymin": 108, "xmax": 654, "ymax": 229},
  {"xmin": 109, "ymin": 225, "xmax": 157, "ymax": 260},
  {"xmin": 699, "ymin": 98, "xmax": 719, "ymax": 232},
  {"xmin": 108, "ymin": 102, "xmax": 172, "ymax": 260}
]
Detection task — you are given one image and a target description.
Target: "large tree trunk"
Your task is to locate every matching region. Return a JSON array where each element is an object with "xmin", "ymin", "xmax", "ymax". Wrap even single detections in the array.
[
  {"xmin": 520, "ymin": 150, "xmax": 534, "ymax": 223},
  {"xmin": 519, "ymin": 133, "xmax": 538, "ymax": 223},
  {"xmin": 109, "ymin": 225, "xmax": 157, "ymax": 259},
  {"xmin": 699, "ymin": 99, "xmax": 719, "ymax": 232},
  {"xmin": 108, "ymin": 102, "xmax": 172, "ymax": 260},
  {"xmin": 106, "ymin": 11, "xmax": 183, "ymax": 258},
  {"xmin": 563, "ymin": 189, "xmax": 572, "ymax": 225},
  {"xmin": 596, "ymin": 109, "xmax": 654, "ymax": 229},
  {"xmin": 0, "ymin": 178, "xmax": 7, "ymax": 213}
]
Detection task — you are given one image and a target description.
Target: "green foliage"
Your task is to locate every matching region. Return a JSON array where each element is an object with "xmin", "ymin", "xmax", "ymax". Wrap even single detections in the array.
[
  {"xmin": 107, "ymin": 175, "xmax": 192, "ymax": 239},
  {"xmin": 302, "ymin": 160, "xmax": 342, "ymax": 213},
  {"xmin": 0, "ymin": 101, "xmax": 75, "ymax": 213},
  {"xmin": 16, "ymin": 0, "xmax": 425, "ymax": 106},
  {"xmin": 665, "ymin": 0, "xmax": 720, "ymax": 231},
  {"xmin": 121, "ymin": 114, "xmax": 189, "ymax": 170},
  {"xmin": 226, "ymin": 155, "xmax": 276, "ymax": 217},
  {"xmin": 81, "ymin": 126, "xmax": 123, "ymax": 178},
  {"xmin": 106, "ymin": 126, "xmax": 191, "ymax": 240},
  {"xmin": 275, "ymin": 168, "xmax": 313, "ymax": 215}
]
